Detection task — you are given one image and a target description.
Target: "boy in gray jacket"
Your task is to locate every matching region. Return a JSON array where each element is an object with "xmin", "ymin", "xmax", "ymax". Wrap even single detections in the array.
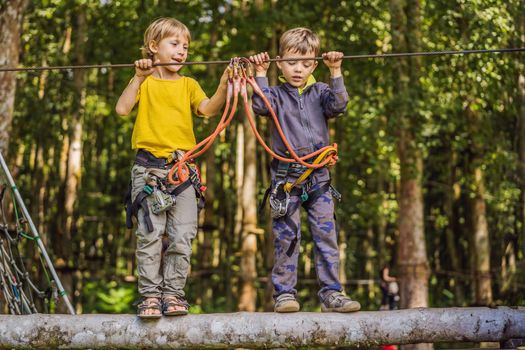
[{"xmin": 250, "ymin": 27, "xmax": 361, "ymax": 313}]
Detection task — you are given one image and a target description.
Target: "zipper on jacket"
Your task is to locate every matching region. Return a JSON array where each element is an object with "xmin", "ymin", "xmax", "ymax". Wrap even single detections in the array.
[{"xmin": 298, "ymin": 94, "xmax": 315, "ymax": 152}]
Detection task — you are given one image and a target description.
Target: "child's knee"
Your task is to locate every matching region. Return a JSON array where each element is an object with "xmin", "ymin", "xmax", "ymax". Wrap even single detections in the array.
[{"xmin": 166, "ymin": 238, "xmax": 193, "ymax": 256}]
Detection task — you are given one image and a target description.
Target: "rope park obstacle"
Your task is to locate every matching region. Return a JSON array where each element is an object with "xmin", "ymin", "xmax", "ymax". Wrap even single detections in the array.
[
  {"xmin": 0, "ymin": 48, "xmax": 525, "ymax": 348},
  {"xmin": 0, "ymin": 153, "xmax": 75, "ymax": 315}
]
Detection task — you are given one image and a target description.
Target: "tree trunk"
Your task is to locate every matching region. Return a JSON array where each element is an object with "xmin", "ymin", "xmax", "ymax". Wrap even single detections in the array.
[
  {"xmin": 390, "ymin": 0, "xmax": 430, "ymax": 305},
  {"xmin": 0, "ymin": 308, "xmax": 523, "ymax": 349},
  {"xmin": 470, "ymin": 169, "xmax": 492, "ymax": 305},
  {"xmin": 443, "ymin": 147, "xmax": 465, "ymax": 304},
  {"xmin": 261, "ymin": 4, "xmax": 280, "ymax": 312},
  {"xmin": 465, "ymin": 106, "xmax": 493, "ymax": 305},
  {"xmin": 234, "ymin": 123, "xmax": 244, "ymax": 245},
  {"xmin": 238, "ymin": 103, "xmax": 258, "ymax": 312},
  {"xmin": 390, "ymin": 1, "xmax": 431, "ymax": 349},
  {"xmin": 198, "ymin": 18, "xmax": 220, "ymax": 307},
  {"xmin": 56, "ymin": 5, "xmax": 87, "ymax": 313},
  {"xmin": 397, "ymin": 136, "xmax": 429, "ymax": 310},
  {"xmin": 0, "ymin": 0, "xmax": 27, "ymax": 154}
]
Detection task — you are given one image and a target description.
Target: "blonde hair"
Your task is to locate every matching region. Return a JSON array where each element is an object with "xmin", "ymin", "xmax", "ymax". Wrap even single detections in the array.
[
  {"xmin": 141, "ymin": 17, "xmax": 191, "ymax": 58},
  {"xmin": 279, "ymin": 27, "xmax": 320, "ymax": 57}
]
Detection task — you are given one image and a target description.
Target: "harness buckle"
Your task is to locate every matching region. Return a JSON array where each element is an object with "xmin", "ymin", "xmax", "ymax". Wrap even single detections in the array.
[{"xmin": 269, "ymin": 181, "xmax": 290, "ymax": 219}]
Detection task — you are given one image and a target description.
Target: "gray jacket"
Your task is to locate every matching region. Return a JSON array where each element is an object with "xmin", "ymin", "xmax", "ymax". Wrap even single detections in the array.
[{"xmin": 252, "ymin": 76, "xmax": 348, "ymax": 182}]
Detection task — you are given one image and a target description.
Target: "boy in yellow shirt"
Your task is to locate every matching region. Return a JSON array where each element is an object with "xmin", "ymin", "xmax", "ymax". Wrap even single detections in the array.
[{"xmin": 116, "ymin": 17, "xmax": 228, "ymax": 318}]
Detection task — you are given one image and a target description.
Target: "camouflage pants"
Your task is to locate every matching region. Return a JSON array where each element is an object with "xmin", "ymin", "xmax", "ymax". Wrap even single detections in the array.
[
  {"xmin": 272, "ymin": 181, "xmax": 343, "ymax": 300},
  {"xmin": 131, "ymin": 164, "xmax": 198, "ymax": 298}
]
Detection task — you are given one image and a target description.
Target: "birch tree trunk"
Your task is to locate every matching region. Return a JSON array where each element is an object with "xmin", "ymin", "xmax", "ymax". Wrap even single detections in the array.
[
  {"xmin": 56, "ymin": 5, "xmax": 87, "ymax": 313},
  {"xmin": 0, "ymin": 0, "xmax": 27, "ymax": 154},
  {"xmin": 0, "ymin": 308, "xmax": 523, "ymax": 349},
  {"xmin": 466, "ymin": 106, "xmax": 493, "ymax": 305},
  {"xmin": 238, "ymin": 104, "xmax": 259, "ymax": 312},
  {"xmin": 469, "ymin": 169, "xmax": 492, "ymax": 304},
  {"xmin": 259, "ymin": 1, "xmax": 279, "ymax": 312}
]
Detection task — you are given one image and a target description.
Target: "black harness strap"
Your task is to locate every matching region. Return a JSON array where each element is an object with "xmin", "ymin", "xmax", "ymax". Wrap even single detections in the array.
[
  {"xmin": 258, "ymin": 187, "xmax": 272, "ymax": 215},
  {"xmin": 125, "ymin": 183, "xmax": 133, "ymax": 229},
  {"xmin": 170, "ymin": 179, "xmax": 192, "ymax": 196},
  {"xmin": 302, "ymin": 182, "xmax": 332, "ymax": 209},
  {"xmin": 259, "ymin": 161, "xmax": 290, "ymax": 217},
  {"xmin": 188, "ymin": 165, "xmax": 205, "ymax": 210},
  {"xmin": 125, "ymin": 150, "xmax": 190, "ymax": 233},
  {"xmin": 128, "ymin": 189, "xmax": 154, "ymax": 232},
  {"xmin": 134, "ymin": 149, "xmax": 174, "ymax": 168}
]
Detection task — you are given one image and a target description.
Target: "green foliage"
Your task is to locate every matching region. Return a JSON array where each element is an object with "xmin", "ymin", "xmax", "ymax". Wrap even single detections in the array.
[{"xmin": 82, "ymin": 280, "xmax": 138, "ymax": 314}]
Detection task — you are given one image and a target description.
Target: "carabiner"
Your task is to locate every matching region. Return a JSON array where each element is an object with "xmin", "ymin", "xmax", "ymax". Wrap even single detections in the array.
[{"xmin": 269, "ymin": 181, "xmax": 290, "ymax": 219}]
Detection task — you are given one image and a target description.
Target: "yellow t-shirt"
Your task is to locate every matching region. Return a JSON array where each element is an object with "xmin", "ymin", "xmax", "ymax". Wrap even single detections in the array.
[{"xmin": 131, "ymin": 75, "xmax": 208, "ymax": 158}]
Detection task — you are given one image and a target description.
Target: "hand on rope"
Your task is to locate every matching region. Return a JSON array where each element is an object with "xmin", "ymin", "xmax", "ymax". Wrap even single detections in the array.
[
  {"xmin": 134, "ymin": 58, "xmax": 159, "ymax": 78},
  {"xmin": 167, "ymin": 57, "xmax": 339, "ymax": 192}
]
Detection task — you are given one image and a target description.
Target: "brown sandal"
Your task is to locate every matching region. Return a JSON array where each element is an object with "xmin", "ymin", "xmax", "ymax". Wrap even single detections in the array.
[
  {"xmin": 162, "ymin": 295, "xmax": 189, "ymax": 316},
  {"xmin": 137, "ymin": 297, "xmax": 162, "ymax": 319}
]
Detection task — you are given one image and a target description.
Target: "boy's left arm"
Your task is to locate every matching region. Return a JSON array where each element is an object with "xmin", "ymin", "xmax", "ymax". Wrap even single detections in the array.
[
  {"xmin": 321, "ymin": 51, "xmax": 349, "ymax": 118},
  {"xmin": 198, "ymin": 68, "xmax": 230, "ymax": 117}
]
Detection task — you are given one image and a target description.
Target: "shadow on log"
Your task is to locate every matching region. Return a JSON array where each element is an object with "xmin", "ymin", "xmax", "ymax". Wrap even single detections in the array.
[{"xmin": 0, "ymin": 307, "xmax": 523, "ymax": 349}]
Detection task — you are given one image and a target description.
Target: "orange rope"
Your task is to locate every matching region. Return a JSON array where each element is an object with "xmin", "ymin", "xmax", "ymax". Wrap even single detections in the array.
[
  {"xmin": 245, "ymin": 75, "xmax": 338, "ymax": 167},
  {"xmin": 167, "ymin": 59, "xmax": 339, "ymax": 186}
]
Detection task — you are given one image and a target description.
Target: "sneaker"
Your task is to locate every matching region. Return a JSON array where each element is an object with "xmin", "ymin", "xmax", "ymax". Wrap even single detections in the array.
[
  {"xmin": 274, "ymin": 293, "xmax": 300, "ymax": 313},
  {"xmin": 321, "ymin": 291, "xmax": 361, "ymax": 313}
]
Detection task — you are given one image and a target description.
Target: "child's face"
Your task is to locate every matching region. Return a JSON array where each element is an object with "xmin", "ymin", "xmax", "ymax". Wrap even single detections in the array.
[
  {"xmin": 149, "ymin": 34, "xmax": 189, "ymax": 73},
  {"xmin": 276, "ymin": 50, "xmax": 318, "ymax": 88}
]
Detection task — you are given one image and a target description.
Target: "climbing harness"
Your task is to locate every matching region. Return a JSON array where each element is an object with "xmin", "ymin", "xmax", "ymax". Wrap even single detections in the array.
[
  {"xmin": 263, "ymin": 146, "xmax": 340, "ymax": 219},
  {"xmin": 125, "ymin": 150, "xmax": 205, "ymax": 233}
]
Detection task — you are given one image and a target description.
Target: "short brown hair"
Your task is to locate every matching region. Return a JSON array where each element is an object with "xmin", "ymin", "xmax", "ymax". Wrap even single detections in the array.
[
  {"xmin": 141, "ymin": 17, "xmax": 191, "ymax": 58},
  {"xmin": 279, "ymin": 27, "xmax": 320, "ymax": 56}
]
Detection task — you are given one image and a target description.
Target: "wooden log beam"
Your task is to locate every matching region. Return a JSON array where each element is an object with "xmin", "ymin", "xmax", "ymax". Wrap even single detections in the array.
[{"xmin": 0, "ymin": 307, "xmax": 523, "ymax": 349}]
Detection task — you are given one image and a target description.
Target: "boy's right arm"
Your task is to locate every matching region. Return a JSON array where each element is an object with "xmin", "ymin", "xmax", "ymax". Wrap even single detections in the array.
[
  {"xmin": 115, "ymin": 59, "xmax": 155, "ymax": 116},
  {"xmin": 249, "ymin": 52, "xmax": 275, "ymax": 116}
]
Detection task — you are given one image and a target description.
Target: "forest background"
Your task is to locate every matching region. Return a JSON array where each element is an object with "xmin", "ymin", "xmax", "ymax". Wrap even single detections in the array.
[{"xmin": 0, "ymin": 0, "xmax": 524, "ymax": 315}]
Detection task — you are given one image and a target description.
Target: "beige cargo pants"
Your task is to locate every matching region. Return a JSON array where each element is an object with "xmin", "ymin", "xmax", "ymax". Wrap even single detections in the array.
[{"xmin": 130, "ymin": 164, "xmax": 198, "ymax": 298}]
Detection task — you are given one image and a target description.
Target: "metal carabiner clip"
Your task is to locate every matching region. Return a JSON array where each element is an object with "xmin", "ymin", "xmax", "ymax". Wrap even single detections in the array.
[{"xmin": 269, "ymin": 181, "xmax": 290, "ymax": 219}]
